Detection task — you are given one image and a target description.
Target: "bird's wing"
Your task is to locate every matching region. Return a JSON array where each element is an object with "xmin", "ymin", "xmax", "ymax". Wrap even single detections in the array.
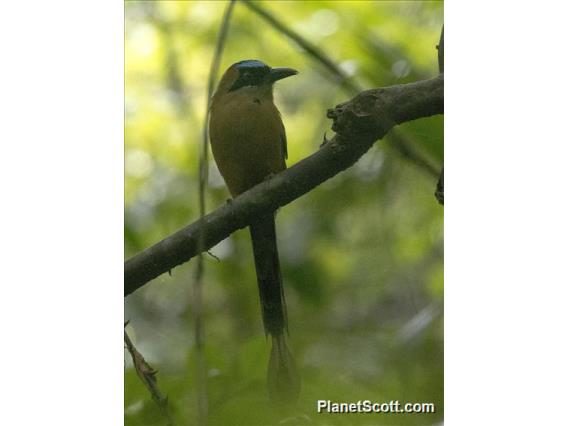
[{"xmin": 280, "ymin": 124, "xmax": 288, "ymax": 162}]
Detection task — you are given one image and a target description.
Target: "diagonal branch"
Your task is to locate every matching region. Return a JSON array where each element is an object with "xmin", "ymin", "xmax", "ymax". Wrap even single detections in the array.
[
  {"xmin": 241, "ymin": 0, "xmax": 361, "ymax": 94},
  {"xmin": 125, "ymin": 75, "xmax": 443, "ymax": 296},
  {"xmin": 241, "ymin": 0, "xmax": 439, "ymax": 178}
]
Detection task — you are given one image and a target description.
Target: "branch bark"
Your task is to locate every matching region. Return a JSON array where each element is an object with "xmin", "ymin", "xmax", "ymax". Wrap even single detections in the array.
[
  {"xmin": 435, "ymin": 25, "xmax": 444, "ymax": 205},
  {"xmin": 125, "ymin": 75, "xmax": 444, "ymax": 296}
]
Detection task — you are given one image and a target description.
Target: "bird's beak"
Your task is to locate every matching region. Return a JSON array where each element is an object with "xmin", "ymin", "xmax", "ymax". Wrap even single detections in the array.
[{"xmin": 266, "ymin": 67, "xmax": 298, "ymax": 83}]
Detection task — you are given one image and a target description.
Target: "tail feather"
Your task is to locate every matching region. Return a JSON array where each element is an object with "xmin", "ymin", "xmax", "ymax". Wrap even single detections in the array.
[
  {"xmin": 268, "ymin": 335, "xmax": 301, "ymax": 403},
  {"xmin": 249, "ymin": 214, "xmax": 300, "ymax": 402},
  {"xmin": 249, "ymin": 214, "xmax": 287, "ymax": 336}
]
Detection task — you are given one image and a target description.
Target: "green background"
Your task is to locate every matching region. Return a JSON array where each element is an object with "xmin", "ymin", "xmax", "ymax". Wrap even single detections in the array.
[{"xmin": 125, "ymin": 1, "xmax": 443, "ymax": 425}]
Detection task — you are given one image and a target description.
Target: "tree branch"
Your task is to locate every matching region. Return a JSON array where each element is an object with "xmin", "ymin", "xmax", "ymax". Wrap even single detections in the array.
[
  {"xmin": 125, "ymin": 328, "xmax": 173, "ymax": 425},
  {"xmin": 435, "ymin": 25, "xmax": 444, "ymax": 205},
  {"xmin": 124, "ymin": 75, "xmax": 443, "ymax": 296}
]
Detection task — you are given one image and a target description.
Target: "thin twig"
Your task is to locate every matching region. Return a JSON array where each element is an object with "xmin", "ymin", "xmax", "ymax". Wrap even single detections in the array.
[
  {"xmin": 242, "ymin": 0, "xmax": 361, "ymax": 93},
  {"xmin": 386, "ymin": 130, "xmax": 439, "ymax": 178},
  {"xmin": 435, "ymin": 167, "xmax": 444, "ymax": 205},
  {"xmin": 437, "ymin": 25, "xmax": 444, "ymax": 74},
  {"xmin": 435, "ymin": 25, "xmax": 444, "ymax": 205},
  {"xmin": 124, "ymin": 329, "xmax": 174, "ymax": 426},
  {"xmin": 194, "ymin": 1, "xmax": 236, "ymax": 425},
  {"xmin": 151, "ymin": 5, "xmax": 190, "ymax": 115},
  {"xmin": 241, "ymin": 0, "xmax": 439, "ymax": 178}
]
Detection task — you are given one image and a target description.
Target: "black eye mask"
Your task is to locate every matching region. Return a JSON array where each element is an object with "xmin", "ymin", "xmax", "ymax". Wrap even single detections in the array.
[{"xmin": 229, "ymin": 66, "xmax": 270, "ymax": 92}]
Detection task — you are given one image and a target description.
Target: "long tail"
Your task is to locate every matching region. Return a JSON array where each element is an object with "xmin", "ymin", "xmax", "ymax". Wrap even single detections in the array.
[{"xmin": 249, "ymin": 214, "xmax": 300, "ymax": 403}]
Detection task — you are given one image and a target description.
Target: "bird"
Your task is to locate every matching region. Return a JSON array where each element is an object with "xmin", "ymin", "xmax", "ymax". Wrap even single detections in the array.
[{"xmin": 209, "ymin": 59, "xmax": 300, "ymax": 402}]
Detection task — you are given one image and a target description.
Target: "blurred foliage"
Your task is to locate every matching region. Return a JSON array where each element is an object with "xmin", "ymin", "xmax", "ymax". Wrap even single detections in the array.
[{"xmin": 125, "ymin": 1, "xmax": 443, "ymax": 425}]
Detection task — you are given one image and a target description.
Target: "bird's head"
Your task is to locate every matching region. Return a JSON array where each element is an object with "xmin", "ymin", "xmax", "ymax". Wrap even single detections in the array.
[{"xmin": 214, "ymin": 59, "xmax": 298, "ymax": 97}]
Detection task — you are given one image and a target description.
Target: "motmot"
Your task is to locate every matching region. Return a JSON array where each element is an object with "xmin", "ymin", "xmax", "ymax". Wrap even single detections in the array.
[{"xmin": 209, "ymin": 60, "xmax": 300, "ymax": 402}]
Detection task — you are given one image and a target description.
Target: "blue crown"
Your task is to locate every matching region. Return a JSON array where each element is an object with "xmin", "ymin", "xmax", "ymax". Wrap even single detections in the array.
[{"xmin": 235, "ymin": 59, "xmax": 269, "ymax": 70}]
